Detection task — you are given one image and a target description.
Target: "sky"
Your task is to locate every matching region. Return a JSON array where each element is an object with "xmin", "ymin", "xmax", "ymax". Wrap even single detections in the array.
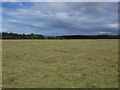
[{"xmin": 2, "ymin": 2, "xmax": 118, "ymax": 36}]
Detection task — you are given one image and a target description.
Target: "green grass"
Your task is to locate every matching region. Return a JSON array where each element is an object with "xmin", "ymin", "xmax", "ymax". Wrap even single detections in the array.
[
  {"xmin": 0, "ymin": 40, "xmax": 2, "ymax": 89},
  {"xmin": 2, "ymin": 39, "xmax": 118, "ymax": 88}
]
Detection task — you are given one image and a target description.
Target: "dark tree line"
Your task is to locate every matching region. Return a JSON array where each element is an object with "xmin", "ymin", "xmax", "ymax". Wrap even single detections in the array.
[
  {"xmin": 59, "ymin": 35, "xmax": 120, "ymax": 39},
  {"xmin": 1, "ymin": 32, "xmax": 44, "ymax": 39},
  {"xmin": 0, "ymin": 32, "xmax": 120, "ymax": 39}
]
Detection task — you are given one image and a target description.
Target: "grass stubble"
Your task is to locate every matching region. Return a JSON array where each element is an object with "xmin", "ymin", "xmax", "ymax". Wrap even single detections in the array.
[
  {"xmin": 0, "ymin": 40, "xmax": 2, "ymax": 89},
  {"xmin": 2, "ymin": 39, "xmax": 118, "ymax": 88}
]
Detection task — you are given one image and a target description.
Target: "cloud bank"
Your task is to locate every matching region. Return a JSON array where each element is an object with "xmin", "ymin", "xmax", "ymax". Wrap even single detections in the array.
[{"xmin": 2, "ymin": 2, "xmax": 118, "ymax": 36}]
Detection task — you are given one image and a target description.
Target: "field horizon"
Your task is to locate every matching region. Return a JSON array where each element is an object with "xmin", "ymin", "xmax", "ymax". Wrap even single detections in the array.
[{"xmin": 2, "ymin": 2, "xmax": 118, "ymax": 88}]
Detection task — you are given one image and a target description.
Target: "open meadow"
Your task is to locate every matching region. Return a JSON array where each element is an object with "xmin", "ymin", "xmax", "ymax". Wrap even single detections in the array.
[{"xmin": 2, "ymin": 39, "xmax": 118, "ymax": 88}]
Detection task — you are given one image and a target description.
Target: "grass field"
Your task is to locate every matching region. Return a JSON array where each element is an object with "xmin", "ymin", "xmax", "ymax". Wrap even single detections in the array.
[{"xmin": 2, "ymin": 39, "xmax": 118, "ymax": 88}]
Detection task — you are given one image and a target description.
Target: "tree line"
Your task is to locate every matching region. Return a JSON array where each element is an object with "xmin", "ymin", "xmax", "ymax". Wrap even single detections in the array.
[
  {"xmin": 0, "ymin": 32, "xmax": 119, "ymax": 39},
  {"xmin": 60, "ymin": 35, "xmax": 120, "ymax": 39},
  {"xmin": 1, "ymin": 32, "xmax": 44, "ymax": 39}
]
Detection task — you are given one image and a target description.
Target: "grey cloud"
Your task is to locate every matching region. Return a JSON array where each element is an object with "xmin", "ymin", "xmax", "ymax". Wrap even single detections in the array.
[{"xmin": 2, "ymin": 2, "xmax": 118, "ymax": 35}]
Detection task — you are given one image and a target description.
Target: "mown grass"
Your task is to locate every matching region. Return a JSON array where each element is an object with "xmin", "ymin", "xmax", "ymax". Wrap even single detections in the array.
[
  {"xmin": 2, "ymin": 39, "xmax": 118, "ymax": 88},
  {"xmin": 0, "ymin": 40, "xmax": 2, "ymax": 89}
]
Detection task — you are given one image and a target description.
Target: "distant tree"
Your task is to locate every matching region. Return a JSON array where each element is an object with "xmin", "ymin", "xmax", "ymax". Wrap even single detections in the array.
[
  {"xmin": 1, "ymin": 32, "xmax": 119, "ymax": 39},
  {"xmin": 0, "ymin": 32, "xmax": 2, "ymax": 39},
  {"xmin": 2, "ymin": 32, "xmax": 44, "ymax": 39}
]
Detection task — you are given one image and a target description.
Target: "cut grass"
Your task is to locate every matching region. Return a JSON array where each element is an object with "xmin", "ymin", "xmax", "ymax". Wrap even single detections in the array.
[
  {"xmin": 2, "ymin": 39, "xmax": 118, "ymax": 88},
  {"xmin": 0, "ymin": 40, "xmax": 2, "ymax": 89}
]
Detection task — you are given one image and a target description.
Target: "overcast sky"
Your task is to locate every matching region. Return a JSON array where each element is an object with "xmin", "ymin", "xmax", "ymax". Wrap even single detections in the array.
[{"xmin": 2, "ymin": 2, "xmax": 118, "ymax": 36}]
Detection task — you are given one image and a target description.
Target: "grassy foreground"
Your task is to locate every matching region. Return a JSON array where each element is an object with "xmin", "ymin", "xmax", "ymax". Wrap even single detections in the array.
[{"xmin": 2, "ymin": 39, "xmax": 118, "ymax": 88}]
